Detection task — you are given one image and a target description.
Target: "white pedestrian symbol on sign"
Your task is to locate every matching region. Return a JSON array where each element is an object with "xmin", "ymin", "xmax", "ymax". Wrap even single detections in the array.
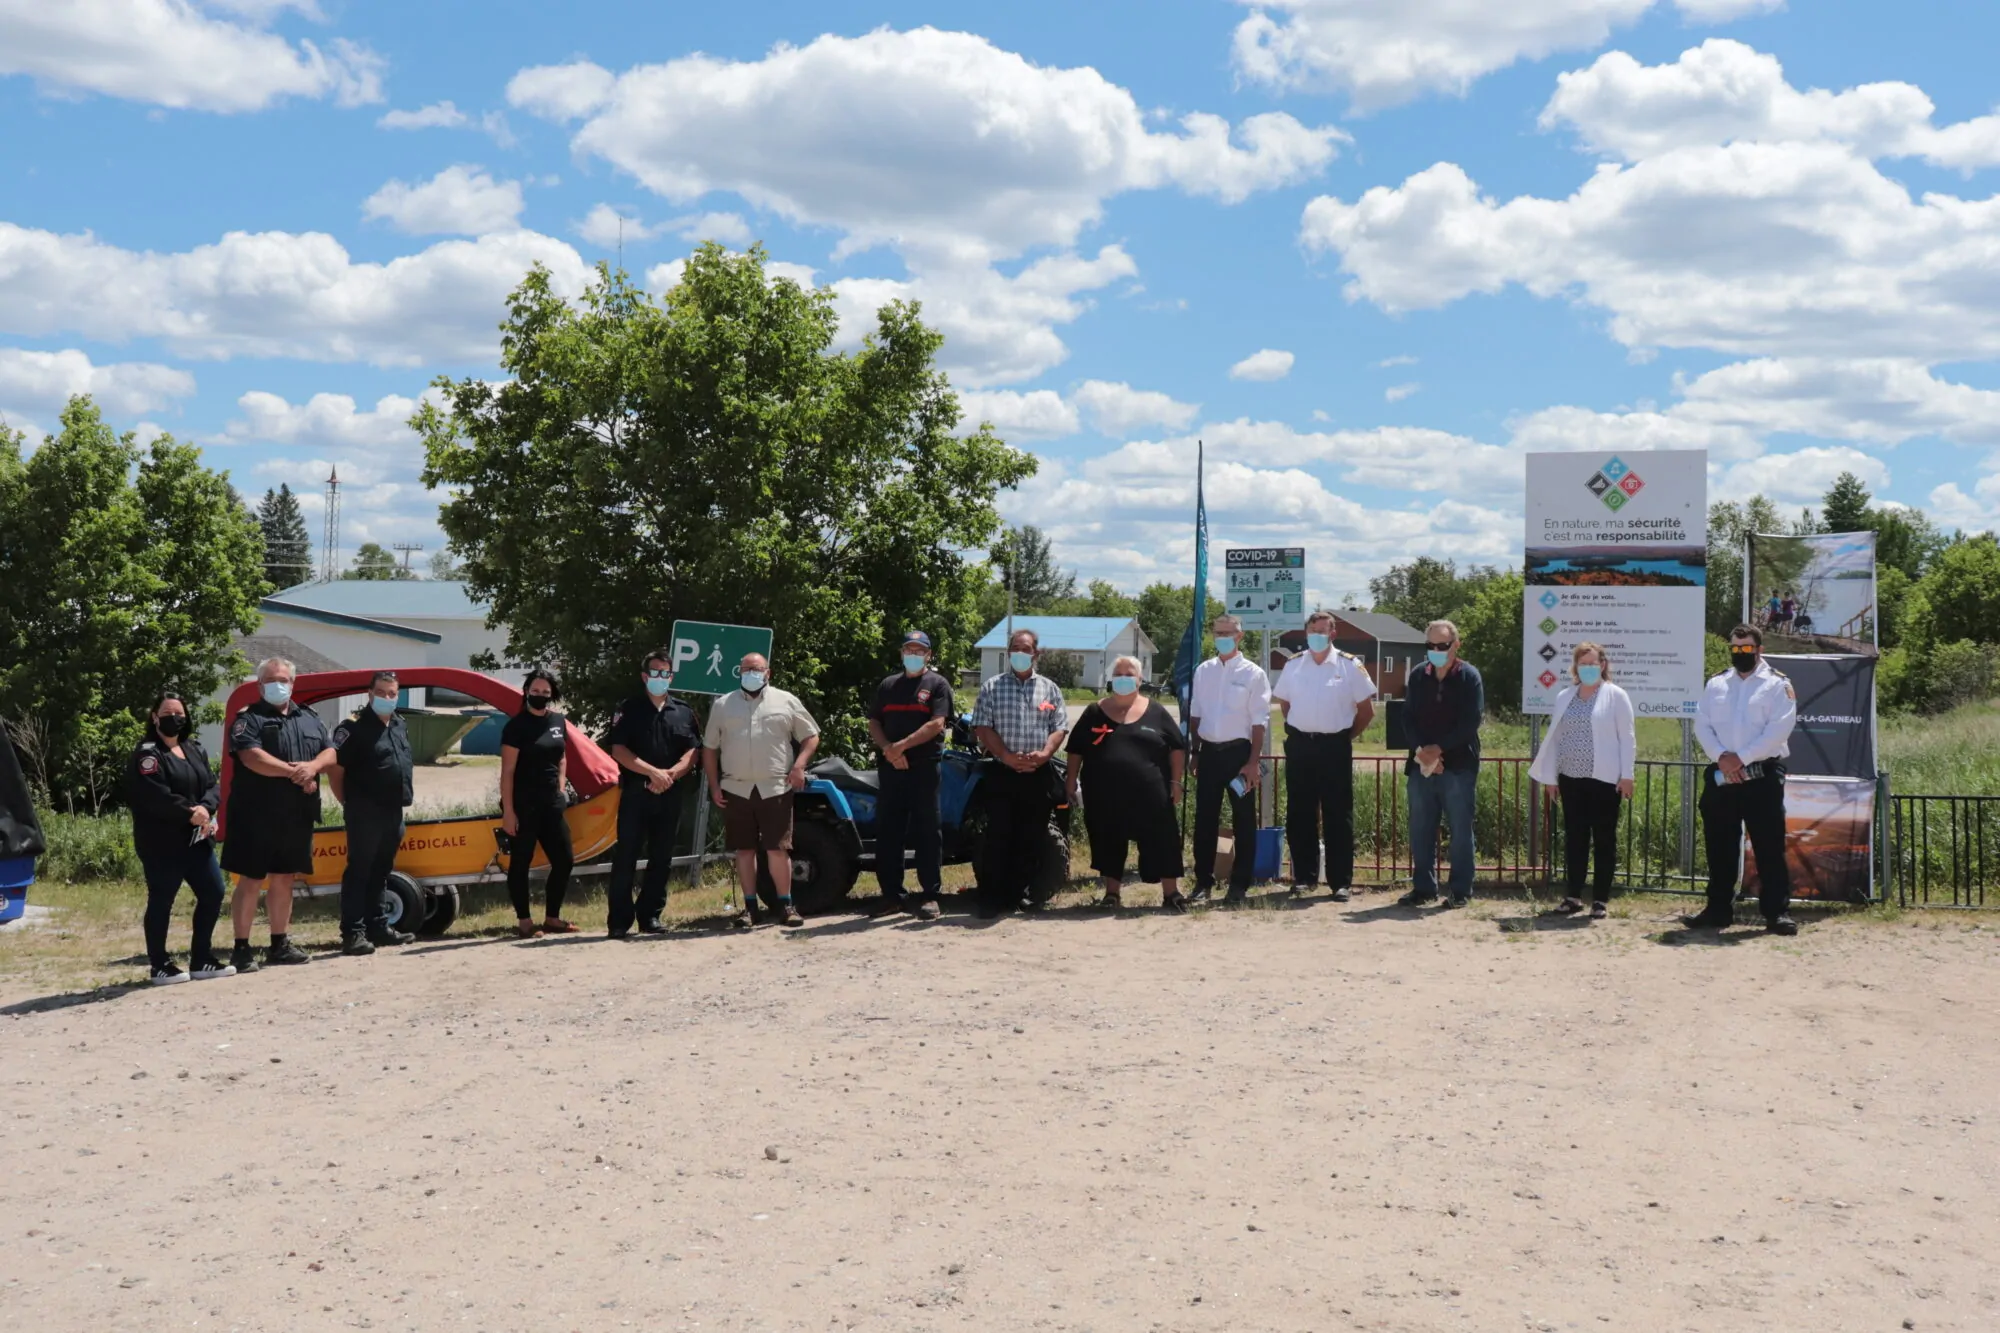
[{"xmin": 706, "ymin": 646, "xmax": 725, "ymax": 677}]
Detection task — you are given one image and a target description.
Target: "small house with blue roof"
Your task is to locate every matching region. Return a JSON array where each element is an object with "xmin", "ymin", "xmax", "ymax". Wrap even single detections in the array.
[{"xmin": 974, "ymin": 616, "xmax": 1157, "ymax": 690}]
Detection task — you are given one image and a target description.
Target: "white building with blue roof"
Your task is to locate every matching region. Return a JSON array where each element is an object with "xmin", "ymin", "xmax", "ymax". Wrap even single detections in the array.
[{"xmin": 974, "ymin": 615, "xmax": 1157, "ymax": 690}]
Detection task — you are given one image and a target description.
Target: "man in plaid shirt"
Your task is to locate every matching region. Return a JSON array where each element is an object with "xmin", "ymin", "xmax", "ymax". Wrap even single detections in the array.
[{"xmin": 972, "ymin": 627, "xmax": 1070, "ymax": 916}]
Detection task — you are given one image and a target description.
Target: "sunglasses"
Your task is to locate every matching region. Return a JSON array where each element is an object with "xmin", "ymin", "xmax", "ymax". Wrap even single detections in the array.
[
  {"xmin": 1426, "ymin": 642, "xmax": 1453, "ymax": 652},
  {"xmin": 643, "ymin": 668, "xmax": 671, "ymax": 679}
]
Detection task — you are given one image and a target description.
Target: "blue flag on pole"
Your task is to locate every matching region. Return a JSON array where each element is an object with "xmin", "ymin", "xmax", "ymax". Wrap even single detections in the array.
[{"xmin": 1172, "ymin": 440, "xmax": 1207, "ymax": 723}]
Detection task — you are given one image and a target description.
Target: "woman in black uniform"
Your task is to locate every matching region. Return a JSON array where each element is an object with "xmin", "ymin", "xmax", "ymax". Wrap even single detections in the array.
[
  {"xmin": 126, "ymin": 691, "xmax": 235, "ymax": 984},
  {"xmin": 500, "ymin": 669, "xmax": 576, "ymax": 938},
  {"xmin": 1064, "ymin": 655, "xmax": 1189, "ymax": 912}
]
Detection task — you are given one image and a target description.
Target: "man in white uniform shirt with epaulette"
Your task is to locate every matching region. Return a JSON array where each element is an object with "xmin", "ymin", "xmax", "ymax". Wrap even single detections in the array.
[
  {"xmin": 1688, "ymin": 624, "xmax": 1800, "ymax": 936},
  {"xmin": 1273, "ymin": 610, "xmax": 1377, "ymax": 902}
]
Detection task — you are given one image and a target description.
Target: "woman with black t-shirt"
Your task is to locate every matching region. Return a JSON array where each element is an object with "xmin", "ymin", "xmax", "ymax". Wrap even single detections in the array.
[
  {"xmin": 500, "ymin": 669, "xmax": 576, "ymax": 938},
  {"xmin": 126, "ymin": 691, "xmax": 236, "ymax": 984},
  {"xmin": 1064, "ymin": 655, "xmax": 1189, "ymax": 912}
]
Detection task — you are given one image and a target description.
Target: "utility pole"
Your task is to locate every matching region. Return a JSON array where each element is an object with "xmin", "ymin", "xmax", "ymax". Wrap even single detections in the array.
[{"xmin": 392, "ymin": 541, "xmax": 424, "ymax": 573}]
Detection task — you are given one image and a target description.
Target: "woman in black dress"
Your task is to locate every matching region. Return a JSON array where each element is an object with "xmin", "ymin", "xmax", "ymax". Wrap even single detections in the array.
[
  {"xmin": 1064, "ymin": 655, "xmax": 1189, "ymax": 912},
  {"xmin": 499, "ymin": 669, "xmax": 576, "ymax": 938}
]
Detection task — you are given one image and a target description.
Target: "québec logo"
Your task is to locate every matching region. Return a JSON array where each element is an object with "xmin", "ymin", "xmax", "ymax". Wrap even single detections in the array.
[{"xmin": 1585, "ymin": 456, "xmax": 1646, "ymax": 512}]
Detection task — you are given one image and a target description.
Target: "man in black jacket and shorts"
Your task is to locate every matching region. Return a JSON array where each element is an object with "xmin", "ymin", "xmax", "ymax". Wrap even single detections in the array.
[{"xmin": 222, "ymin": 657, "xmax": 337, "ymax": 972}]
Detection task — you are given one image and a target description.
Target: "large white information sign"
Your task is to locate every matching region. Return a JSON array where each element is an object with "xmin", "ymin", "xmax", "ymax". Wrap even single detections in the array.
[{"xmin": 1522, "ymin": 451, "xmax": 1707, "ymax": 718}]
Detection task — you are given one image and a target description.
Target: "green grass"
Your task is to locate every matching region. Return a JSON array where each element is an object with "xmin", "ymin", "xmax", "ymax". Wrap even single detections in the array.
[{"xmin": 1880, "ymin": 700, "xmax": 2000, "ymax": 795}]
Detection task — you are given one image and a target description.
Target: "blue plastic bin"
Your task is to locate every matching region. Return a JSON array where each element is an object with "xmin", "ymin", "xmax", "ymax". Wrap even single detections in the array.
[
  {"xmin": 456, "ymin": 710, "xmax": 507, "ymax": 757},
  {"xmin": 1253, "ymin": 828, "xmax": 1283, "ymax": 883},
  {"xmin": 0, "ymin": 854, "xmax": 33, "ymax": 924}
]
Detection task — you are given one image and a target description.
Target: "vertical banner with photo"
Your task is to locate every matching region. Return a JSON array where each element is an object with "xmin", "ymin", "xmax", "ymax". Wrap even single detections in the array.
[
  {"xmin": 1522, "ymin": 450, "xmax": 1708, "ymax": 717},
  {"xmin": 1745, "ymin": 532, "xmax": 1879, "ymax": 657},
  {"xmin": 1743, "ymin": 776, "xmax": 1876, "ymax": 905},
  {"xmin": 1765, "ymin": 654, "xmax": 1877, "ymax": 780}
]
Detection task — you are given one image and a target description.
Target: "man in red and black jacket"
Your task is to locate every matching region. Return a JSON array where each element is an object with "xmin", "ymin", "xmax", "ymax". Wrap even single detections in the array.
[{"xmin": 867, "ymin": 631, "xmax": 954, "ymax": 920}]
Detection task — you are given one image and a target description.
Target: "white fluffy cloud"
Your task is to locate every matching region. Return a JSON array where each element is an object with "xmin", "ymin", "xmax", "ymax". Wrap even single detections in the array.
[
  {"xmin": 1543, "ymin": 41, "xmax": 2000, "ymax": 168},
  {"xmin": 0, "ymin": 348, "xmax": 195, "ymax": 418},
  {"xmin": 1716, "ymin": 445, "xmax": 1888, "ymax": 504},
  {"xmin": 956, "ymin": 390, "xmax": 1081, "ymax": 441},
  {"xmin": 1230, "ymin": 0, "xmax": 1780, "ymax": 110},
  {"xmin": 577, "ymin": 204, "xmax": 751, "ymax": 250},
  {"xmin": 0, "ymin": 0, "xmax": 382, "ymax": 112},
  {"xmin": 1229, "ymin": 348, "xmax": 1296, "ymax": 381},
  {"xmin": 511, "ymin": 29, "xmax": 1343, "ymax": 263},
  {"xmin": 362, "ymin": 165, "xmax": 525, "ymax": 236},
  {"xmin": 376, "ymin": 100, "xmax": 514, "ymax": 144},
  {"xmin": 1927, "ymin": 472, "xmax": 2000, "ymax": 531},
  {"xmin": 1672, "ymin": 358, "xmax": 2000, "ymax": 446},
  {"xmin": 1071, "ymin": 380, "xmax": 1200, "ymax": 437},
  {"xmin": 0, "ymin": 222, "xmax": 595, "ymax": 367},
  {"xmin": 215, "ymin": 389, "xmax": 436, "ymax": 451}
]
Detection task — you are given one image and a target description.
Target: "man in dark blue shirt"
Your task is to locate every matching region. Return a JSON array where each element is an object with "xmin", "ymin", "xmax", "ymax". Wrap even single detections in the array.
[
  {"xmin": 606, "ymin": 649, "xmax": 703, "ymax": 936},
  {"xmin": 1399, "ymin": 619, "xmax": 1485, "ymax": 909},
  {"xmin": 867, "ymin": 631, "xmax": 954, "ymax": 919},
  {"xmin": 329, "ymin": 671, "xmax": 416, "ymax": 956}
]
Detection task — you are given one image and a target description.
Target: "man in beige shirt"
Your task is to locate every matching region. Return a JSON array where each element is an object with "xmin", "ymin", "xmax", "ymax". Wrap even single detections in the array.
[{"xmin": 702, "ymin": 653, "xmax": 820, "ymax": 929}]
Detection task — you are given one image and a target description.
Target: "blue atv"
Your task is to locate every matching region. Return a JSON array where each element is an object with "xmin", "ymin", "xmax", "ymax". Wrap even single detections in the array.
[{"xmin": 756, "ymin": 715, "xmax": 1072, "ymax": 914}]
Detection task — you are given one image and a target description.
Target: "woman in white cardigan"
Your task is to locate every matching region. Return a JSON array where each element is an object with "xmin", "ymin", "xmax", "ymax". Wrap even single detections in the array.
[{"xmin": 1528, "ymin": 643, "xmax": 1636, "ymax": 919}]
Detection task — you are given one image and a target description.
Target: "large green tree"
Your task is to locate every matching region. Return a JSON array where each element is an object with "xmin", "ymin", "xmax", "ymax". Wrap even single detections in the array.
[
  {"xmin": 1367, "ymin": 556, "xmax": 1504, "ymax": 632},
  {"xmin": 341, "ymin": 541, "xmax": 417, "ymax": 581},
  {"xmin": 0, "ymin": 398, "xmax": 266, "ymax": 811},
  {"xmin": 989, "ymin": 524, "xmax": 1076, "ymax": 611},
  {"xmin": 1913, "ymin": 533, "xmax": 2000, "ymax": 647},
  {"xmin": 1455, "ymin": 573, "xmax": 1525, "ymax": 714},
  {"xmin": 1705, "ymin": 495, "xmax": 1785, "ymax": 635},
  {"xmin": 256, "ymin": 483, "xmax": 313, "ymax": 589},
  {"xmin": 417, "ymin": 246, "xmax": 1036, "ymax": 753}
]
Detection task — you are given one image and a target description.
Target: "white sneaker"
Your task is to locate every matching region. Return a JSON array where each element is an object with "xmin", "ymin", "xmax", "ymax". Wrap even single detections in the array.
[
  {"xmin": 149, "ymin": 962, "xmax": 190, "ymax": 986},
  {"xmin": 189, "ymin": 957, "xmax": 237, "ymax": 980}
]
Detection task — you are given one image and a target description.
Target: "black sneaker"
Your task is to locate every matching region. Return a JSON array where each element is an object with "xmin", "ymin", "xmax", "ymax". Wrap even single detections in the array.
[
  {"xmin": 916, "ymin": 899, "xmax": 942, "ymax": 921},
  {"xmin": 1443, "ymin": 894, "xmax": 1471, "ymax": 910},
  {"xmin": 1680, "ymin": 911, "xmax": 1732, "ymax": 930},
  {"xmin": 230, "ymin": 943, "xmax": 261, "ymax": 975},
  {"xmin": 638, "ymin": 918, "xmax": 667, "ymax": 934},
  {"xmin": 1330, "ymin": 886, "xmax": 1352, "ymax": 903},
  {"xmin": 1767, "ymin": 915, "xmax": 1799, "ymax": 936},
  {"xmin": 149, "ymin": 962, "xmax": 189, "ymax": 987},
  {"xmin": 870, "ymin": 894, "xmax": 911, "ymax": 919},
  {"xmin": 341, "ymin": 935, "xmax": 376, "ymax": 957},
  {"xmin": 366, "ymin": 927, "xmax": 415, "ymax": 947},
  {"xmin": 189, "ymin": 956, "xmax": 237, "ymax": 980},
  {"xmin": 975, "ymin": 901, "xmax": 1006, "ymax": 920},
  {"xmin": 1186, "ymin": 883, "xmax": 1214, "ymax": 905},
  {"xmin": 1220, "ymin": 891, "xmax": 1249, "ymax": 909},
  {"xmin": 1397, "ymin": 889, "xmax": 1440, "ymax": 908},
  {"xmin": 266, "ymin": 940, "xmax": 311, "ymax": 966},
  {"xmin": 1288, "ymin": 882, "xmax": 1314, "ymax": 897}
]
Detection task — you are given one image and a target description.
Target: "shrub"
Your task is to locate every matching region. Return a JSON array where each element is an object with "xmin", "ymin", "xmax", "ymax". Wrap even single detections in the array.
[
  {"xmin": 1923, "ymin": 640, "xmax": 1995, "ymax": 715},
  {"xmin": 1039, "ymin": 650, "xmax": 1084, "ymax": 688},
  {"xmin": 39, "ymin": 811, "xmax": 142, "ymax": 884}
]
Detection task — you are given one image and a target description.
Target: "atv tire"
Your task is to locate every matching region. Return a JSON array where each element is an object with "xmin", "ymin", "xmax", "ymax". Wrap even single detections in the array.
[{"xmin": 754, "ymin": 817, "xmax": 857, "ymax": 916}]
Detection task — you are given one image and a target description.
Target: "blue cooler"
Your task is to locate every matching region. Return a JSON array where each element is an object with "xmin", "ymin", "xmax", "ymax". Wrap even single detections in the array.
[{"xmin": 0, "ymin": 854, "xmax": 31, "ymax": 924}]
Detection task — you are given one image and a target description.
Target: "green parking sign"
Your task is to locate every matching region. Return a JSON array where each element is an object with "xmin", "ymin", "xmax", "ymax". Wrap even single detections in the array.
[{"xmin": 669, "ymin": 621, "xmax": 775, "ymax": 695}]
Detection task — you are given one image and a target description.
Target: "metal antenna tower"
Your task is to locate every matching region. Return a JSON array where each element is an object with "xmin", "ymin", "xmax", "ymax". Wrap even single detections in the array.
[
  {"xmin": 321, "ymin": 467, "xmax": 341, "ymax": 583},
  {"xmin": 392, "ymin": 541, "xmax": 425, "ymax": 573}
]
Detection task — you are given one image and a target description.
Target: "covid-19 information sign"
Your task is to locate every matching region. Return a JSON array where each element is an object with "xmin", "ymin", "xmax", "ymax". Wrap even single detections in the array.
[{"xmin": 1521, "ymin": 450, "xmax": 1707, "ymax": 717}]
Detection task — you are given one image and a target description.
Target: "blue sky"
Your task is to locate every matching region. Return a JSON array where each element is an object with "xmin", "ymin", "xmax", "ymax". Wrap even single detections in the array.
[{"xmin": 4, "ymin": 0, "xmax": 1998, "ymax": 606}]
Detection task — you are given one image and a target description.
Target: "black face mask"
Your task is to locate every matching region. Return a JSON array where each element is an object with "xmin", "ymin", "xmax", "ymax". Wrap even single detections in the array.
[
  {"xmin": 526, "ymin": 695, "xmax": 552, "ymax": 711},
  {"xmin": 156, "ymin": 714, "xmax": 187, "ymax": 738},
  {"xmin": 1731, "ymin": 650, "xmax": 1760, "ymax": 674}
]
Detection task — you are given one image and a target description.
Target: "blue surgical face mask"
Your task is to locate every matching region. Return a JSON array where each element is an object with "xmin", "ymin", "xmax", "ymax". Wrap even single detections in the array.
[
  {"xmin": 902, "ymin": 653, "xmax": 927, "ymax": 674},
  {"xmin": 1577, "ymin": 664, "xmax": 1602, "ymax": 686},
  {"xmin": 1109, "ymin": 676, "xmax": 1139, "ymax": 696},
  {"xmin": 1306, "ymin": 633, "xmax": 1330, "ymax": 653},
  {"xmin": 740, "ymin": 671, "xmax": 766, "ymax": 693},
  {"xmin": 1214, "ymin": 636, "xmax": 1236, "ymax": 657},
  {"xmin": 1009, "ymin": 651, "xmax": 1033, "ymax": 674},
  {"xmin": 646, "ymin": 676, "xmax": 672, "ymax": 698},
  {"xmin": 370, "ymin": 694, "xmax": 396, "ymax": 717},
  {"xmin": 1426, "ymin": 650, "xmax": 1450, "ymax": 670},
  {"xmin": 260, "ymin": 680, "xmax": 291, "ymax": 707}
]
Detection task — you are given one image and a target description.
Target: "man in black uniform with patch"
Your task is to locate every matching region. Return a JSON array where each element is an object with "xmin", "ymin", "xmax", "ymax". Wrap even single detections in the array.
[
  {"xmin": 868, "ymin": 630, "xmax": 954, "ymax": 920},
  {"xmin": 606, "ymin": 648, "xmax": 703, "ymax": 937},
  {"xmin": 328, "ymin": 670, "xmax": 417, "ymax": 956},
  {"xmin": 223, "ymin": 656, "xmax": 338, "ymax": 972}
]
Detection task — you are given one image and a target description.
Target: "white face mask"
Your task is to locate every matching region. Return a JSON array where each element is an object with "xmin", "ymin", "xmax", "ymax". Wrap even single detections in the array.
[
  {"xmin": 740, "ymin": 671, "xmax": 767, "ymax": 693},
  {"xmin": 260, "ymin": 680, "xmax": 292, "ymax": 707}
]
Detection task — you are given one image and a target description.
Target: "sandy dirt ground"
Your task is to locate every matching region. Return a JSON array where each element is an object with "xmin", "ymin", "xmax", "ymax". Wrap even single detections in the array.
[{"xmin": 3, "ymin": 896, "xmax": 1997, "ymax": 1332}]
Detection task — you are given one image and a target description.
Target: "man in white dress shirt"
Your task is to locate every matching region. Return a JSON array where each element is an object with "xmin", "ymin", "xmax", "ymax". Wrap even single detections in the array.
[
  {"xmin": 1273, "ymin": 611, "xmax": 1378, "ymax": 902},
  {"xmin": 1187, "ymin": 614, "xmax": 1271, "ymax": 905},
  {"xmin": 1687, "ymin": 624, "xmax": 1799, "ymax": 935}
]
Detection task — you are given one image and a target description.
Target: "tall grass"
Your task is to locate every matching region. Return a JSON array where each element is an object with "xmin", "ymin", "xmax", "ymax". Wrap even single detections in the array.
[{"xmin": 1880, "ymin": 702, "xmax": 2000, "ymax": 795}]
